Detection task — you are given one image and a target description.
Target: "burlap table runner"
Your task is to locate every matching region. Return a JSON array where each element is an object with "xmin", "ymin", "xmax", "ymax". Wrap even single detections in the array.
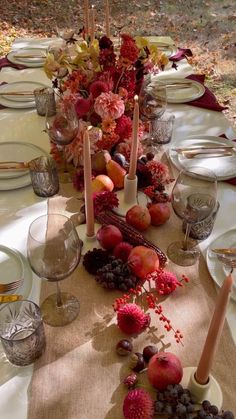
[{"xmin": 27, "ymin": 178, "xmax": 236, "ymax": 418}]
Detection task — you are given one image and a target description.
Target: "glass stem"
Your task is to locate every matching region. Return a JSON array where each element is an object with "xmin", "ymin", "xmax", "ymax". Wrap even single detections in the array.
[
  {"xmin": 56, "ymin": 282, "xmax": 63, "ymax": 307},
  {"xmin": 183, "ymin": 222, "xmax": 191, "ymax": 250}
]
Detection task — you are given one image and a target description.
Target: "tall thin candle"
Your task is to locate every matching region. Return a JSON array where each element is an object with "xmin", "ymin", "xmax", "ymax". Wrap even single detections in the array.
[
  {"xmin": 84, "ymin": 0, "xmax": 89, "ymax": 35},
  {"xmin": 128, "ymin": 95, "xmax": 139, "ymax": 180},
  {"xmin": 105, "ymin": 0, "xmax": 110, "ymax": 38},
  {"xmin": 83, "ymin": 129, "xmax": 95, "ymax": 237},
  {"xmin": 195, "ymin": 274, "xmax": 233, "ymax": 385},
  {"xmin": 89, "ymin": 6, "xmax": 95, "ymax": 42}
]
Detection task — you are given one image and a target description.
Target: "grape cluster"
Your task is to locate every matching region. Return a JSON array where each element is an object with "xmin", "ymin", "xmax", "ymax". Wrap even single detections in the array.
[
  {"xmin": 95, "ymin": 257, "xmax": 139, "ymax": 291},
  {"xmin": 194, "ymin": 400, "xmax": 234, "ymax": 419},
  {"xmin": 155, "ymin": 384, "xmax": 195, "ymax": 418},
  {"xmin": 154, "ymin": 384, "xmax": 235, "ymax": 419}
]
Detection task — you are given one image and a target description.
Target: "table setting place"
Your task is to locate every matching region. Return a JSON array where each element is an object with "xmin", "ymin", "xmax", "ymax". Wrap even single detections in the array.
[{"xmin": 0, "ymin": 2, "xmax": 236, "ymax": 419}]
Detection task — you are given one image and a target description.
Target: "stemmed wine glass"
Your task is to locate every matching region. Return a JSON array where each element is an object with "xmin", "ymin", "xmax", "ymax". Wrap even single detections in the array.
[
  {"xmin": 27, "ymin": 214, "xmax": 83, "ymax": 327},
  {"xmin": 45, "ymin": 101, "xmax": 79, "ymax": 183},
  {"xmin": 139, "ymin": 76, "xmax": 167, "ymax": 153},
  {"xmin": 167, "ymin": 166, "xmax": 217, "ymax": 266}
]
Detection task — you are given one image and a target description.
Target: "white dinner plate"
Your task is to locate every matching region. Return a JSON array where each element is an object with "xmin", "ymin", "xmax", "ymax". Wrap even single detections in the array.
[
  {"xmin": 169, "ymin": 135, "xmax": 236, "ymax": 181},
  {"xmin": 7, "ymin": 48, "xmax": 46, "ymax": 68},
  {"xmin": 0, "ymin": 142, "xmax": 49, "ymax": 188},
  {"xmin": 206, "ymin": 229, "xmax": 236, "ymax": 302},
  {"xmin": 0, "ymin": 245, "xmax": 32, "ymax": 301},
  {"xmin": 0, "ymin": 81, "xmax": 46, "ymax": 109},
  {"xmin": 154, "ymin": 77, "xmax": 205, "ymax": 103}
]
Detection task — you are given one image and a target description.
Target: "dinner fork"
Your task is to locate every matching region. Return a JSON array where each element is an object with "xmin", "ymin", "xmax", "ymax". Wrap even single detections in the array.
[
  {"xmin": 181, "ymin": 150, "xmax": 233, "ymax": 159},
  {"xmin": 0, "ymin": 279, "xmax": 23, "ymax": 293},
  {"xmin": 215, "ymin": 253, "xmax": 236, "ymax": 274}
]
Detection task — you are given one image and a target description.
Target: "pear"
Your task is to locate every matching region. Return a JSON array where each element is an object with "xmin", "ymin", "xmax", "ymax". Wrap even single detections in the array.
[
  {"xmin": 106, "ymin": 159, "xmax": 126, "ymax": 189},
  {"xmin": 91, "ymin": 150, "xmax": 111, "ymax": 174}
]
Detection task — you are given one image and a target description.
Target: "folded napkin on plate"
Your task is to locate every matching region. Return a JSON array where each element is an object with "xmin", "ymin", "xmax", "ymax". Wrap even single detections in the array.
[
  {"xmin": 169, "ymin": 47, "xmax": 193, "ymax": 62},
  {"xmin": 0, "ymin": 57, "xmax": 27, "ymax": 71},
  {"xmin": 186, "ymin": 74, "xmax": 227, "ymax": 112}
]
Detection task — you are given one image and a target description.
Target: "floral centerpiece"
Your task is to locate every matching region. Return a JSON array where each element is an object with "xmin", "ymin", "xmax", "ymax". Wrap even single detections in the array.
[{"xmin": 44, "ymin": 34, "xmax": 169, "ymax": 166}]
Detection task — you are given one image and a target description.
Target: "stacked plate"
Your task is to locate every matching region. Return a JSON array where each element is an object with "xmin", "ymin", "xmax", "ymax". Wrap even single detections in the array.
[
  {"xmin": 151, "ymin": 77, "xmax": 205, "ymax": 103},
  {"xmin": 0, "ymin": 142, "xmax": 49, "ymax": 190},
  {"xmin": 0, "ymin": 81, "xmax": 47, "ymax": 109},
  {"xmin": 0, "ymin": 245, "xmax": 32, "ymax": 302},
  {"xmin": 7, "ymin": 47, "xmax": 47, "ymax": 68}
]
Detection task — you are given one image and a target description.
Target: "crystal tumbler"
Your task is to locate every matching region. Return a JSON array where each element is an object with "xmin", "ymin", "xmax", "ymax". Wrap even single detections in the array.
[
  {"xmin": 182, "ymin": 201, "xmax": 220, "ymax": 240},
  {"xmin": 0, "ymin": 300, "xmax": 46, "ymax": 366},
  {"xmin": 149, "ymin": 112, "xmax": 175, "ymax": 145},
  {"xmin": 34, "ymin": 87, "xmax": 56, "ymax": 116},
  {"xmin": 29, "ymin": 156, "xmax": 59, "ymax": 197}
]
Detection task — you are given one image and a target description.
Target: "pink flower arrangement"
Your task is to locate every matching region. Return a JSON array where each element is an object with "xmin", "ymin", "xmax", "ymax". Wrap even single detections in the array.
[{"xmin": 45, "ymin": 33, "xmax": 168, "ymax": 166}]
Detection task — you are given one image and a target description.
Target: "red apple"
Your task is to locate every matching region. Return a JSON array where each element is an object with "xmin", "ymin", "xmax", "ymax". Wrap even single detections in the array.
[
  {"xmin": 148, "ymin": 203, "xmax": 171, "ymax": 226},
  {"xmin": 126, "ymin": 205, "xmax": 151, "ymax": 231},
  {"xmin": 128, "ymin": 245, "xmax": 159, "ymax": 279},
  {"xmin": 95, "ymin": 175, "xmax": 114, "ymax": 192},
  {"xmin": 147, "ymin": 352, "xmax": 183, "ymax": 390},
  {"xmin": 96, "ymin": 224, "xmax": 123, "ymax": 250}
]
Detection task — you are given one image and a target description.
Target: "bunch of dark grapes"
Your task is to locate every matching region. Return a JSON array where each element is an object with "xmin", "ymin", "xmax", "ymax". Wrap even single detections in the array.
[
  {"xmin": 155, "ymin": 384, "xmax": 195, "ymax": 418},
  {"xmin": 95, "ymin": 257, "xmax": 139, "ymax": 291},
  {"xmin": 154, "ymin": 384, "xmax": 234, "ymax": 419},
  {"xmin": 194, "ymin": 400, "xmax": 234, "ymax": 419}
]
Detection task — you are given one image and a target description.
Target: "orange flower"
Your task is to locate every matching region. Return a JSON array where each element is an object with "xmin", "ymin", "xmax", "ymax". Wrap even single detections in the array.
[{"xmin": 101, "ymin": 118, "xmax": 116, "ymax": 133}]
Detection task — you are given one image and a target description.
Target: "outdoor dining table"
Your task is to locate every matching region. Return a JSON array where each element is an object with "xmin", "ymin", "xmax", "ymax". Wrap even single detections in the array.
[{"xmin": 0, "ymin": 37, "xmax": 235, "ymax": 419}]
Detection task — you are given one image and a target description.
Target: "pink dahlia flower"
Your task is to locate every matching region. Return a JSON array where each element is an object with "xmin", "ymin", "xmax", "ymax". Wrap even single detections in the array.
[
  {"xmin": 94, "ymin": 92, "xmax": 125, "ymax": 120},
  {"xmin": 123, "ymin": 388, "xmax": 154, "ymax": 419}
]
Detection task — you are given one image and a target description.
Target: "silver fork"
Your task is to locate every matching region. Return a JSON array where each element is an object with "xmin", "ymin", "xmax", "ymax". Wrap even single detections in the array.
[
  {"xmin": 215, "ymin": 254, "xmax": 236, "ymax": 274},
  {"xmin": 0, "ymin": 279, "xmax": 23, "ymax": 293},
  {"xmin": 181, "ymin": 150, "xmax": 233, "ymax": 159}
]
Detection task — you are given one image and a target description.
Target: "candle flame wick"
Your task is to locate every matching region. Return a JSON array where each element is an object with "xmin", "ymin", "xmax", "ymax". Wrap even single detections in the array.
[{"xmin": 134, "ymin": 94, "xmax": 139, "ymax": 102}]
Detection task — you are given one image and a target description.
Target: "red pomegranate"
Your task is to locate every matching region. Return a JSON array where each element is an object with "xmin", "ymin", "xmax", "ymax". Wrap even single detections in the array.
[{"xmin": 147, "ymin": 352, "xmax": 183, "ymax": 390}]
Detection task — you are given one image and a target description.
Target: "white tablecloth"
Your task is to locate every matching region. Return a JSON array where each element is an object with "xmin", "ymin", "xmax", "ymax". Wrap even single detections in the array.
[{"xmin": 0, "ymin": 38, "xmax": 235, "ymax": 419}]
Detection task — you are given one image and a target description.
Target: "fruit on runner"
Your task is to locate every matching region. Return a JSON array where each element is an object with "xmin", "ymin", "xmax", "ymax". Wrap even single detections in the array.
[
  {"xmin": 148, "ymin": 203, "xmax": 170, "ymax": 226},
  {"xmin": 147, "ymin": 352, "xmax": 183, "ymax": 390},
  {"xmin": 126, "ymin": 205, "xmax": 151, "ymax": 231},
  {"xmin": 96, "ymin": 224, "xmax": 123, "ymax": 250},
  {"xmin": 128, "ymin": 245, "xmax": 159, "ymax": 279}
]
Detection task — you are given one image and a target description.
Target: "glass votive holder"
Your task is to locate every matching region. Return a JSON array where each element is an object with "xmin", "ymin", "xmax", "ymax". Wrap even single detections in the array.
[
  {"xmin": 29, "ymin": 156, "xmax": 59, "ymax": 197},
  {"xmin": 34, "ymin": 87, "xmax": 56, "ymax": 116},
  {"xmin": 149, "ymin": 112, "xmax": 175, "ymax": 145},
  {"xmin": 182, "ymin": 201, "xmax": 220, "ymax": 241},
  {"xmin": 0, "ymin": 300, "xmax": 46, "ymax": 366}
]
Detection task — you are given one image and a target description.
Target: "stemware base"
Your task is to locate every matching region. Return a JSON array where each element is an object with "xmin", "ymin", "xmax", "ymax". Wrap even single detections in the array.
[
  {"xmin": 167, "ymin": 240, "xmax": 200, "ymax": 266},
  {"xmin": 41, "ymin": 292, "xmax": 79, "ymax": 327}
]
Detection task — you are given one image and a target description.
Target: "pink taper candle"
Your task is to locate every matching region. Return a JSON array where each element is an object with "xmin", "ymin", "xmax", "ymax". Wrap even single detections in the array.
[
  {"xmin": 84, "ymin": 0, "xmax": 89, "ymax": 35},
  {"xmin": 89, "ymin": 6, "xmax": 95, "ymax": 42},
  {"xmin": 195, "ymin": 274, "xmax": 233, "ymax": 385},
  {"xmin": 105, "ymin": 0, "xmax": 110, "ymax": 38},
  {"xmin": 128, "ymin": 95, "xmax": 139, "ymax": 180},
  {"xmin": 83, "ymin": 129, "xmax": 95, "ymax": 237}
]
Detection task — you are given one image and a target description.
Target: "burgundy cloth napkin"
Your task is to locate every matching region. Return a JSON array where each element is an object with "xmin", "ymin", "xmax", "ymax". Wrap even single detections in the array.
[
  {"xmin": 185, "ymin": 74, "xmax": 227, "ymax": 112},
  {"xmin": 170, "ymin": 47, "xmax": 193, "ymax": 62},
  {"xmin": 0, "ymin": 57, "xmax": 27, "ymax": 71}
]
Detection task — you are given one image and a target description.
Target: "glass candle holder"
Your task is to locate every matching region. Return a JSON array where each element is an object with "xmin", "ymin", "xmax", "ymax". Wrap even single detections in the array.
[
  {"xmin": 0, "ymin": 300, "xmax": 46, "ymax": 366},
  {"xmin": 29, "ymin": 156, "xmax": 59, "ymax": 197},
  {"xmin": 34, "ymin": 87, "xmax": 56, "ymax": 116}
]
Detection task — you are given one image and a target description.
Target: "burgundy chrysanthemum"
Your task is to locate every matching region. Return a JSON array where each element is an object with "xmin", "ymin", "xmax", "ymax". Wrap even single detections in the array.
[
  {"xmin": 123, "ymin": 388, "xmax": 154, "ymax": 419},
  {"xmin": 83, "ymin": 248, "xmax": 111, "ymax": 275},
  {"xmin": 93, "ymin": 191, "xmax": 119, "ymax": 216},
  {"xmin": 115, "ymin": 115, "xmax": 132, "ymax": 141},
  {"xmin": 136, "ymin": 162, "xmax": 153, "ymax": 188},
  {"xmin": 117, "ymin": 303, "xmax": 150, "ymax": 335},
  {"xmin": 154, "ymin": 270, "xmax": 182, "ymax": 295},
  {"xmin": 120, "ymin": 35, "xmax": 139, "ymax": 64},
  {"xmin": 99, "ymin": 35, "xmax": 113, "ymax": 49},
  {"xmin": 89, "ymin": 81, "xmax": 109, "ymax": 98}
]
